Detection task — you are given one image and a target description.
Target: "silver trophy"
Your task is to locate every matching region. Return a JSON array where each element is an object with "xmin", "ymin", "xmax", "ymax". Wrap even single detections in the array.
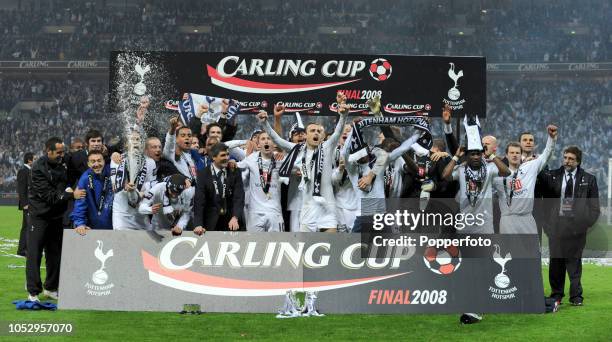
[
  {"xmin": 276, "ymin": 290, "xmax": 302, "ymax": 319},
  {"xmin": 302, "ymin": 291, "xmax": 324, "ymax": 317},
  {"xmin": 133, "ymin": 63, "xmax": 150, "ymax": 96},
  {"xmin": 125, "ymin": 130, "xmax": 144, "ymax": 205}
]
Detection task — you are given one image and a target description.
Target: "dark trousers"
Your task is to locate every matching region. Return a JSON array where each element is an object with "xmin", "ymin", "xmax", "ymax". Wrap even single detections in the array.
[
  {"xmin": 26, "ymin": 216, "xmax": 63, "ymax": 295},
  {"xmin": 17, "ymin": 209, "xmax": 29, "ymax": 256},
  {"xmin": 548, "ymin": 230, "xmax": 587, "ymax": 302}
]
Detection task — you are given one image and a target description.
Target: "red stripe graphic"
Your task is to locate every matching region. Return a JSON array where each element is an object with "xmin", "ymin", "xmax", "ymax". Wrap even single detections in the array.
[
  {"xmin": 142, "ymin": 250, "xmax": 408, "ymax": 291},
  {"xmin": 207, "ymin": 65, "xmax": 360, "ymax": 93}
]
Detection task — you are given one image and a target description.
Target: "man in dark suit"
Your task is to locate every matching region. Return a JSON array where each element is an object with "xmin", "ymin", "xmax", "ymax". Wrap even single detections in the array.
[
  {"xmin": 16, "ymin": 152, "xmax": 34, "ymax": 257},
  {"xmin": 541, "ymin": 146, "xmax": 600, "ymax": 306},
  {"xmin": 193, "ymin": 143, "xmax": 244, "ymax": 235}
]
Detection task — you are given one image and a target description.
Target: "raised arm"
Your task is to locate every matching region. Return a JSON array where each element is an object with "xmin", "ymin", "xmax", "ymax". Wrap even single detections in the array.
[
  {"xmin": 164, "ymin": 116, "xmax": 181, "ymax": 161},
  {"xmin": 257, "ymin": 111, "xmax": 296, "ymax": 152},
  {"xmin": 535, "ymin": 125, "xmax": 557, "ymax": 172},
  {"xmin": 370, "ymin": 147, "xmax": 389, "ymax": 176},
  {"xmin": 388, "ymin": 133, "xmax": 421, "ymax": 162},
  {"xmin": 324, "ymin": 92, "xmax": 350, "ymax": 150},
  {"xmin": 273, "ymin": 103, "xmax": 285, "ymax": 136}
]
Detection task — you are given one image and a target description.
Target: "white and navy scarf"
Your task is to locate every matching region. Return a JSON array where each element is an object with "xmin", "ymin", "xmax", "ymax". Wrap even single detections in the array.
[
  {"xmin": 113, "ymin": 155, "xmax": 148, "ymax": 193},
  {"xmin": 465, "ymin": 159, "xmax": 487, "ymax": 207},
  {"xmin": 348, "ymin": 115, "xmax": 432, "ymax": 159},
  {"xmin": 279, "ymin": 143, "xmax": 324, "ymax": 201}
]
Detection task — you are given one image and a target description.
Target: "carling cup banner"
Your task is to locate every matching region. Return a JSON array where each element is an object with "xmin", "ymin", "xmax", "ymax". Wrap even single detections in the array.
[
  {"xmin": 109, "ymin": 52, "xmax": 486, "ymax": 117},
  {"xmin": 59, "ymin": 231, "xmax": 544, "ymax": 313}
]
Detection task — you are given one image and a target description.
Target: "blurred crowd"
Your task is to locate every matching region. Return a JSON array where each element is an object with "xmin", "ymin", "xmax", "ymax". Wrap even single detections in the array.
[{"xmin": 0, "ymin": 0, "xmax": 609, "ymax": 62}]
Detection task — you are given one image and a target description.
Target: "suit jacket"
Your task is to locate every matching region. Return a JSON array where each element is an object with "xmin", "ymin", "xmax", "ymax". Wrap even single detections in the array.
[
  {"xmin": 193, "ymin": 165, "xmax": 244, "ymax": 230},
  {"xmin": 540, "ymin": 166, "xmax": 600, "ymax": 236},
  {"xmin": 17, "ymin": 166, "xmax": 31, "ymax": 210},
  {"xmin": 29, "ymin": 156, "xmax": 71, "ymax": 219}
]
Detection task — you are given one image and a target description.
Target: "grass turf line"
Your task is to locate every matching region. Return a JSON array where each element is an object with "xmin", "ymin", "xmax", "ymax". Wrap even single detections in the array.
[{"xmin": 0, "ymin": 206, "xmax": 610, "ymax": 341}]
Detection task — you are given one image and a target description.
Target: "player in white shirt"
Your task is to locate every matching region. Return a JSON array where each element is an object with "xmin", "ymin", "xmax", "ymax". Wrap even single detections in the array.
[
  {"xmin": 493, "ymin": 125, "xmax": 557, "ymax": 234},
  {"xmin": 111, "ymin": 130, "xmax": 157, "ymax": 230},
  {"xmin": 442, "ymin": 141, "xmax": 511, "ymax": 234},
  {"xmin": 139, "ymin": 174, "xmax": 194, "ymax": 235},
  {"xmin": 341, "ymin": 131, "xmax": 420, "ymax": 232},
  {"xmin": 164, "ymin": 117, "xmax": 197, "ymax": 183},
  {"xmin": 258, "ymin": 93, "xmax": 349, "ymax": 232},
  {"xmin": 238, "ymin": 132, "xmax": 285, "ymax": 232},
  {"xmin": 332, "ymin": 124, "xmax": 358, "ymax": 232}
]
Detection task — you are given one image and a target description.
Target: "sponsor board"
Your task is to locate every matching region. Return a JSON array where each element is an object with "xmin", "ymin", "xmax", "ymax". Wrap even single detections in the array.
[
  {"xmin": 59, "ymin": 231, "xmax": 544, "ymax": 313},
  {"xmin": 109, "ymin": 52, "xmax": 486, "ymax": 117}
]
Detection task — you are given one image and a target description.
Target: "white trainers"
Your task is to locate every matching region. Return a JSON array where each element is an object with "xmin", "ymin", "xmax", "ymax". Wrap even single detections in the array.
[
  {"xmin": 43, "ymin": 289, "xmax": 58, "ymax": 300},
  {"xmin": 28, "ymin": 294, "xmax": 40, "ymax": 302}
]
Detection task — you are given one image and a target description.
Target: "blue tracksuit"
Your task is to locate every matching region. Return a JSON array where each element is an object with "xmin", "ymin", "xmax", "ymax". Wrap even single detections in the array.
[{"xmin": 70, "ymin": 166, "xmax": 113, "ymax": 229}]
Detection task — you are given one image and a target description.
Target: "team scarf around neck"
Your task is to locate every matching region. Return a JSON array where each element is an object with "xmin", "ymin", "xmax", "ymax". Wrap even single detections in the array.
[
  {"xmin": 88, "ymin": 171, "xmax": 110, "ymax": 215},
  {"xmin": 257, "ymin": 151, "xmax": 276, "ymax": 195},
  {"xmin": 465, "ymin": 158, "xmax": 487, "ymax": 207},
  {"xmin": 278, "ymin": 143, "xmax": 324, "ymax": 201},
  {"xmin": 348, "ymin": 115, "xmax": 432, "ymax": 158},
  {"xmin": 113, "ymin": 154, "xmax": 148, "ymax": 193}
]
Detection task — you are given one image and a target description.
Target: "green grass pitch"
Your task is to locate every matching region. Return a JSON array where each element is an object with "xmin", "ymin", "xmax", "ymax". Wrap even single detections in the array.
[{"xmin": 0, "ymin": 206, "xmax": 610, "ymax": 341}]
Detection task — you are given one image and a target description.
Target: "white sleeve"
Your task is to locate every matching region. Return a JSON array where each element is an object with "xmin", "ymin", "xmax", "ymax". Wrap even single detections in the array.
[
  {"xmin": 261, "ymin": 120, "xmax": 295, "ymax": 151},
  {"xmin": 138, "ymin": 185, "xmax": 157, "ymax": 214},
  {"xmin": 388, "ymin": 133, "xmax": 420, "ymax": 161},
  {"xmin": 488, "ymin": 162, "xmax": 501, "ymax": 177},
  {"xmin": 163, "ymin": 132, "xmax": 176, "ymax": 161},
  {"xmin": 535, "ymin": 136, "xmax": 555, "ymax": 172},
  {"xmin": 230, "ymin": 147, "xmax": 246, "ymax": 161},
  {"xmin": 237, "ymin": 157, "xmax": 250, "ymax": 183},
  {"xmin": 176, "ymin": 188, "xmax": 194, "ymax": 229},
  {"xmin": 411, "ymin": 141, "xmax": 430, "ymax": 157},
  {"xmin": 451, "ymin": 165, "xmax": 461, "ymax": 181},
  {"xmin": 370, "ymin": 148, "xmax": 388, "ymax": 176},
  {"xmin": 323, "ymin": 112, "xmax": 348, "ymax": 151},
  {"xmin": 146, "ymin": 158, "xmax": 157, "ymax": 184},
  {"xmin": 331, "ymin": 167, "xmax": 343, "ymax": 186},
  {"xmin": 225, "ymin": 140, "xmax": 247, "ymax": 149}
]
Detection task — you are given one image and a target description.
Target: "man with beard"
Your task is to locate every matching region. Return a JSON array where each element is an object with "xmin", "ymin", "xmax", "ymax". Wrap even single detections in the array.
[
  {"xmin": 238, "ymin": 132, "xmax": 286, "ymax": 232},
  {"xmin": 492, "ymin": 125, "xmax": 557, "ymax": 234},
  {"xmin": 26, "ymin": 138, "xmax": 78, "ymax": 302},
  {"xmin": 70, "ymin": 151, "xmax": 114, "ymax": 233},
  {"xmin": 258, "ymin": 93, "xmax": 349, "ymax": 232},
  {"xmin": 139, "ymin": 174, "xmax": 194, "ymax": 236},
  {"xmin": 111, "ymin": 130, "xmax": 157, "ymax": 230}
]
